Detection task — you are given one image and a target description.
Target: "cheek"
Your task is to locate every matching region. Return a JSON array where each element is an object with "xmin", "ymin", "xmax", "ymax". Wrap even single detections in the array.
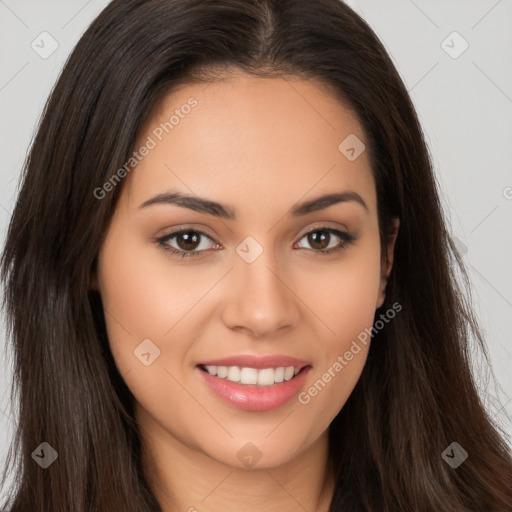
[
  {"xmin": 96, "ymin": 226, "xmax": 197, "ymax": 371},
  {"xmin": 308, "ymin": 233, "xmax": 382, "ymax": 343},
  {"xmin": 295, "ymin": 238, "xmax": 381, "ymax": 426},
  {"xmin": 96, "ymin": 230, "xmax": 214, "ymax": 436},
  {"xmin": 100, "ymin": 219, "xmax": 209, "ymax": 323}
]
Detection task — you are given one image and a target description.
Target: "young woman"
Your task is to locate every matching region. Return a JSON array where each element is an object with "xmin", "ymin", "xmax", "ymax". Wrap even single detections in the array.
[{"xmin": 1, "ymin": 1, "xmax": 511, "ymax": 511}]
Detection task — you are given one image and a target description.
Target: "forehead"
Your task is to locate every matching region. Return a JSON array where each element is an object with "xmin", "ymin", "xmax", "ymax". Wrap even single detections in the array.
[{"xmin": 123, "ymin": 72, "xmax": 376, "ymax": 217}]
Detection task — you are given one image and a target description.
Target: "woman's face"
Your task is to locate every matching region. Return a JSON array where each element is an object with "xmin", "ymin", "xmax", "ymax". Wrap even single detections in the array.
[{"xmin": 94, "ymin": 71, "xmax": 397, "ymax": 470}]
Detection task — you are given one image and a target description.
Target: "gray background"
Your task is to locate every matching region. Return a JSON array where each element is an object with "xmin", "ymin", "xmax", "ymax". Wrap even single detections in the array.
[{"xmin": 1, "ymin": 0, "xmax": 511, "ymax": 500}]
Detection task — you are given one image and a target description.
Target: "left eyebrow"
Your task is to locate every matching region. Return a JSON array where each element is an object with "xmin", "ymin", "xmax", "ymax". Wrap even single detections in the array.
[{"xmin": 138, "ymin": 190, "xmax": 369, "ymax": 219}]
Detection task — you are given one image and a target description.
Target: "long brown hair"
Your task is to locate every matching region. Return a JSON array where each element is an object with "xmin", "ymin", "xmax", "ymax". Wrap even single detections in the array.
[{"xmin": 1, "ymin": 1, "xmax": 511, "ymax": 510}]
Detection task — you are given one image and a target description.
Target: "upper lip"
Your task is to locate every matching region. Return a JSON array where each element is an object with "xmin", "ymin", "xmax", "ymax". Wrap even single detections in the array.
[{"xmin": 196, "ymin": 354, "xmax": 312, "ymax": 370}]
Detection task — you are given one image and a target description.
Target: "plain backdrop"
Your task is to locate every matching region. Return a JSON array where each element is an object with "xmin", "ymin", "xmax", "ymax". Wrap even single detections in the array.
[{"xmin": 0, "ymin": 0, "xmax": 511, "ymax": 501}]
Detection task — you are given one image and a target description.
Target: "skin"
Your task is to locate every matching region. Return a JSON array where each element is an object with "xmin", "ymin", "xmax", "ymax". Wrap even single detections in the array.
[{"xmin": 93, "ymin": 71, "xmax": 399, "ymax": 512}]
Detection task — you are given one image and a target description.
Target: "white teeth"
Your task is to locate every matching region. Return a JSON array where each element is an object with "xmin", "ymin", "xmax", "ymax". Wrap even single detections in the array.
[
  {"xmin": 274, "ymin": 367, "xmax": 285, "ymax": 383},
  {"xmin": 284, "ymin": 366, "xmax": 295, "ymax": 381},
  {"xmin": 257, "ymin": 368, "xmax": 275, "ymax": 386},
  {"xmin": 240, "ymin": 367, "xmax": 258, "ymax": 385},
  {"xmin": 216, "ymin": 365, "xmax": 228, "ymax": 378},
  {"xmin": 227, "ymin": 366, "xmax": 241, "ymax": 382},
  {"xmin": 202, "ymin": 365, "xmax": 303, "ymax": 386}
]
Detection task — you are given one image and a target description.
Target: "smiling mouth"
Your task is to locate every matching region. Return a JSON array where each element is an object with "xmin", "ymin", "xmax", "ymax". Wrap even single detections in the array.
[{"xmin": 198, "ymin": 364, "xmax": 310, "ymax": 387}]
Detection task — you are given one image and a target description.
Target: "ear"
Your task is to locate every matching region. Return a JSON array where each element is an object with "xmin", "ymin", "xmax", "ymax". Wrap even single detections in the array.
[{"xmin": 376, "ymin": 217, "xmax": 400, "ymax": 309}]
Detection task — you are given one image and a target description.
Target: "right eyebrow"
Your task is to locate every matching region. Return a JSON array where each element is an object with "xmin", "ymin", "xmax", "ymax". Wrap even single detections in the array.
[{"xmin": 138, "ymin": 189, "xmax": 368, "ymax": 219}]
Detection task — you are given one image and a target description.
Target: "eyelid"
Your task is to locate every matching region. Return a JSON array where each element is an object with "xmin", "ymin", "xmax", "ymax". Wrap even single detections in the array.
[
  {"xmin": 155, "ymin": 223, "xmax": 356, "ymax": 258},
  {"xmin": 157, "ymin": 222, "xmax": 349, "ymax": 241},
  {"xmin": 295, "ymin": 221, "xmax": 351, "ymax": 238},
  {"xmin": 155, "ymin": 223, "xmax": 216, "ymax": 238}
]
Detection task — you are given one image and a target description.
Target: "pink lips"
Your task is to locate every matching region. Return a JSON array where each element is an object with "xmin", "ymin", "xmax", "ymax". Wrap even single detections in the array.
[{"xmin": 195, "ymin": 354, "xmax": 312, "ymax": 412}]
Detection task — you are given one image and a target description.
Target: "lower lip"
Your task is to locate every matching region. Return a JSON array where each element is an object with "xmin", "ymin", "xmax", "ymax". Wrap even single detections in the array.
[{"xmin": 196, "ymin": 366, "xmax": 312, "ymax": 412}]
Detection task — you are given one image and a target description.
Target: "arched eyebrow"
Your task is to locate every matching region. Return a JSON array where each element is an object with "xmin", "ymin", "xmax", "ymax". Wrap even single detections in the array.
[{"xmin": 138, "ymin": 190, "xmax": 368, "ymax": 219}]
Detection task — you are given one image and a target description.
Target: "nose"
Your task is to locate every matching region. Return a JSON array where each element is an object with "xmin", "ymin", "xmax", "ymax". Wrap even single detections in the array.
[{"xmin": 221, "ymin": 251, "xmax": 300, "ymax": 338}]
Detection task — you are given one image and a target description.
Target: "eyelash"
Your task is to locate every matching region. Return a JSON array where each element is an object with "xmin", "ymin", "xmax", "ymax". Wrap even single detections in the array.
[{"xmin": 155, "ymin": 226, "xmax": 356, "ymax": 260}]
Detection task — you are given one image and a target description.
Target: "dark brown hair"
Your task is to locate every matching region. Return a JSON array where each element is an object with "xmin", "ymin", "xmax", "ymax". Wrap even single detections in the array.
[{"xmin": 1, "ymin": 0, "xmax": 511, "ymax": 510}]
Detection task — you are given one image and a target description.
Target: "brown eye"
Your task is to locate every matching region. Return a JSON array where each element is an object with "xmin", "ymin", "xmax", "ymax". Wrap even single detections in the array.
[
  {"xmin": 296, "ymin": 227, "xmax": 356, "ymax": 255},
  {"xmin": 174, "ymin": 231, "xmax": 202, "ymax": 251},
  {"xmin": 306, "ymin": 230, "xmax": 331, "ymax": 250},
  {"xmin": 156, "ymin": 226, "xmax": 356, "ymax": 260},
  {"xmin": 157, "ymin": 229, "xmax": 218, "ymax": 259}
]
